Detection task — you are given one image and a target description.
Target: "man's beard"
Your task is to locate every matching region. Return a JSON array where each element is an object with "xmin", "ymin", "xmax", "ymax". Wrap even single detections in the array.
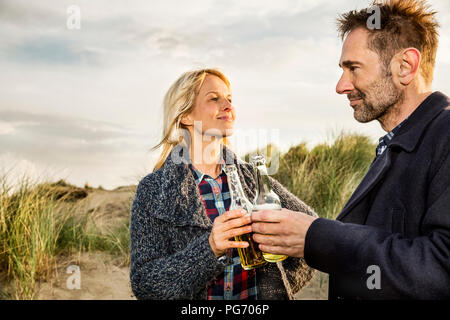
[{"xmin": 349, "ymin": 73, "xmax": 404, "ymax": 123}]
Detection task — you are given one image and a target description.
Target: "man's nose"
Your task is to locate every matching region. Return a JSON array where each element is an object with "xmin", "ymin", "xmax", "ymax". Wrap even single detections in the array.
[{"xmin": 336, "ymin": 72, "xmax": 355, "ymax": 95}]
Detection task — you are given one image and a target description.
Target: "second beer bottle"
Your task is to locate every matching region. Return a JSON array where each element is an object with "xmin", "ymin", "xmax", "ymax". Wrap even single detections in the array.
[{"xmin": 251, "ymin": 155, "xmax": 288, "ymax": 263}]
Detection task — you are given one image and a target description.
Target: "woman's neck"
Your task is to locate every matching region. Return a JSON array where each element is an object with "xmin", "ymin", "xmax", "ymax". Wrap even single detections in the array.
[{"xmin": 189, "ymin": 131, "xmax": 223, "ymax": 178}]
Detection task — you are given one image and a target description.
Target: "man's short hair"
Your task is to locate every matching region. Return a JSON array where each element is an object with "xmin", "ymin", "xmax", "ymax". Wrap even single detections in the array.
[{"xmin": 337, "ymin": 0, "xmax": 440, "ymax": 84}]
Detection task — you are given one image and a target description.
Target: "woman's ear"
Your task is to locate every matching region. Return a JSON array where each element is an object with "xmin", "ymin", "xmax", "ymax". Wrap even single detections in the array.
[{"xmin": 180, "ymin": 114, "xmax": 193, "ymax": 126}]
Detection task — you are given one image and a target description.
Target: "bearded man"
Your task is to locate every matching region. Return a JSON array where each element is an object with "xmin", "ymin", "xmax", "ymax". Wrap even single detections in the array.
[{"xmin": 251, "ymin": 0, "xmax": 450, "ymax": 299}]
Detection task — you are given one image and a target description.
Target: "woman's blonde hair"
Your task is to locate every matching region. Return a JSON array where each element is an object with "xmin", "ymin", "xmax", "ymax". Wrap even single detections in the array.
[{"xmin": 152, "ymin": 68, "xmax": 231, "ymax": 171}]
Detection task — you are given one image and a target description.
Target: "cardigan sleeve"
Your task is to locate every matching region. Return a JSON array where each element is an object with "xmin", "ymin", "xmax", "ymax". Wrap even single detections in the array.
[
  {"xmin": 129, "ymin": 176, "xmax": 227, "ymax": 300},
  {"xmin": 269, "ymin": 177, "xmax": 318, "ymax": 297}
]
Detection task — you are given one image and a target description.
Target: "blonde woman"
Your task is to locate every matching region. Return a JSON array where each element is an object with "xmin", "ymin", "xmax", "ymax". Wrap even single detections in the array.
[{"xmin": 129, "ymin": 68, "xmax": 317, "ymax": 300}]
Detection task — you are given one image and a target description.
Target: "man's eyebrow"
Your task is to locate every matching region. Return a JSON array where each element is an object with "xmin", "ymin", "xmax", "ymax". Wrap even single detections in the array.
[{"xmin": 339, "ymin": 60, "xmax": 363, "ymax": 68}]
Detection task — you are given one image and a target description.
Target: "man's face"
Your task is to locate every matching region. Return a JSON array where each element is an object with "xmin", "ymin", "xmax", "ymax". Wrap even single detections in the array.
[{"xmin": 336, "ymin": 27, "xmax": 404, "ymax": 123}]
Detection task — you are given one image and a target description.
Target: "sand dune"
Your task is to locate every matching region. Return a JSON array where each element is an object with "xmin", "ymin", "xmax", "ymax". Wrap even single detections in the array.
[
  {"xmin": 36, "ymin": 186, "xmax": 136, "ymax": 300},
  {"xmin": 1, "ymin": 184, "xmax": 326, "ymax": 300}
]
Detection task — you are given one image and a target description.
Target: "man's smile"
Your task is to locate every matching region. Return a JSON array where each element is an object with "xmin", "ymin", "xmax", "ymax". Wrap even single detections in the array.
[{"xmin": 349, "ymin": 98, "xmax": 362, "ymax": 106}]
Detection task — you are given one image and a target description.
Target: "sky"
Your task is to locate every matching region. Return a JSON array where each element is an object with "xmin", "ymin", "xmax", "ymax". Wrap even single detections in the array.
[{"xmin": 1, "ymin": 0, "xmax": 449, "ymax": 190}]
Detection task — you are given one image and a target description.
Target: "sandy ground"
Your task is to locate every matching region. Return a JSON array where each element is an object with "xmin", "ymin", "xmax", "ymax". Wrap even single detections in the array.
[
  {"xmin": 35, "ymin": 251, "xmax": 327, "ymax": 300},
  {"xmin": 36, "ymin": 252, "xmax": 135, "ymax": 300},
  {"xmin": 295, "ymin": 271, "xmax": 329, "ymax": 300}
]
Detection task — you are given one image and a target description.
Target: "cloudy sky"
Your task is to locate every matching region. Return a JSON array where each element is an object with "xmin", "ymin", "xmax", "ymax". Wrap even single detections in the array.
[{"xmin": 1, "ymin": 0, "xmax": 449, "ymax": 189}]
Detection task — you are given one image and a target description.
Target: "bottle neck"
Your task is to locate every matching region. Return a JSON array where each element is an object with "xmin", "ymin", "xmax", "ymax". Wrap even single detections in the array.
[
  {"xmin": 255, "ymin": 165, "xmax": 271, "ymax": 195},
  {"xmin": 254, "ymin": 164, "xmax": 281, "ymax": 207},
  {"xmin": 256, "ymin": 164, "xmax": 268, "ymax": 176},
  {"xmin": 227, "ymin": 168, "xmax": 252, "ymax": 212},
  {"xmin": 228, "ymin": 171, "xmax": 245, "ymax": 198}
]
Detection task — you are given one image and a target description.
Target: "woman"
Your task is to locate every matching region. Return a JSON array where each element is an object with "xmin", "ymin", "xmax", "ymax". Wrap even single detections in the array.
[{"xmin": 130, "ymin": 68, "xmax": 317, "ymax": 300}]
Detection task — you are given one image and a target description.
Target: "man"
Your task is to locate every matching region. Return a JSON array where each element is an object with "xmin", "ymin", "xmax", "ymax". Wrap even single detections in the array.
[{"xmin": 251, "ymin": 0, "xmax": 450, "ymax": 299}]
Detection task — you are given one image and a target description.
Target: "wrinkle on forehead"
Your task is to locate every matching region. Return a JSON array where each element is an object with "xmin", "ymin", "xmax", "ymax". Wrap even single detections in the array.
[{"xmin": 339, "ymin": 28, "xmax": 381, "ymax": 68}]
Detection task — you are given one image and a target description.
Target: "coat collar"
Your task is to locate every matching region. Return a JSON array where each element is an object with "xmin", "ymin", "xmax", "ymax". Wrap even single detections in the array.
[
  {"xmin": 337, "ymin": 91, "xmax": 449, "ymax": 222},
  {"xmin": 151, "ymin": 144, "xmax": 257, "ymax": 229},
  {"xmin": 388, "ymin": 91, "xmax": 449, "ymax": 153}
]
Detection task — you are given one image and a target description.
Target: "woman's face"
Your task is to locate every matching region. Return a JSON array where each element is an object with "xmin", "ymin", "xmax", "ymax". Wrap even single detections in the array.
[{"xmin": 183, "ymin": 74, "xmax": 235, "ymax": 138}]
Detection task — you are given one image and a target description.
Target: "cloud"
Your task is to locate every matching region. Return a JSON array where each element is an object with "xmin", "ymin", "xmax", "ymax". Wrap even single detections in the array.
[
  {"xmin": 0, "ymin": 121, "xmax": 16, "ymax": 135},
  {"xmin": 7, "ymin": 38, "xmax": 99, "ymax": 65},
  {"xmin": 0, "ymin": 0, "xmax": 448, "ymax": 189},
  {"xmin": 0, "ymin": 119, "xmax": 40, "ymax": 135},
  {"xmin": 0, "ymin": 109, "xmax": 149, "ymax": 165},
  {"xmin": 0, "ymin": 107, "xmax": 156, "ymax": 189}
]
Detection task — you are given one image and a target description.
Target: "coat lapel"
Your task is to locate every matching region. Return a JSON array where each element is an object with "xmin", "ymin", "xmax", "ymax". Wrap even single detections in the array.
[
  {"xmin": 336, "ymin": 92, "xmax": 449, "ymax": 223},
  {"xmin": 153, "ymin": 145, "xmax": 212, "ymax": 229},
  {"xmin": 151, "ymin": 144, "xmax": 256, "ymax": 229},
  {"xmin": 336, "ymin": 146, "xmax": 393, "ymax": 222}
]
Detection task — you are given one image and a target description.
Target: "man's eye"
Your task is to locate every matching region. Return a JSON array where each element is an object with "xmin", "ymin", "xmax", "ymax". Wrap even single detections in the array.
[
  {"xmin": 227, "ymin": 99, "xmax": 232, "ymax": 103},
  {"xmin": 211, "ymin": 97, "xmax": 218, "ymax": 101},
  {"xmin": 349, "ymin": 66, "xmax": 358, "ymax": 72}
]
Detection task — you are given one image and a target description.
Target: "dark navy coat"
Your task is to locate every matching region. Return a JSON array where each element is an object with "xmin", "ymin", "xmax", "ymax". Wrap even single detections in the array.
[{"xmin": 305, "ymin": 92, "xmax": 450, "ymax": 299}]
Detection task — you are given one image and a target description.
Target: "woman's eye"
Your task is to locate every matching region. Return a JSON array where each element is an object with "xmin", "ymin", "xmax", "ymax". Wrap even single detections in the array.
[{"xmin": 210, "ymin": 96, "xmax": 231, "ymax": 103}]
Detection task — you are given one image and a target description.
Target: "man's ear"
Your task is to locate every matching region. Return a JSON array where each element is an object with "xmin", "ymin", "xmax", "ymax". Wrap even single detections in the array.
[{"xmin": 397, "ymin": 48, "xmax": 421, "ymax": 86}]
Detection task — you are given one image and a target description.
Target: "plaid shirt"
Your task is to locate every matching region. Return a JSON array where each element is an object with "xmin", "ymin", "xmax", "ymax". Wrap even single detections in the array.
[
  {"xmin": 376, "ymin": 117, "xmax": 409, "ymax": 157},
  {"xmin": 190, "ymin": 164, "xmax": 258, "ymax": 300}
]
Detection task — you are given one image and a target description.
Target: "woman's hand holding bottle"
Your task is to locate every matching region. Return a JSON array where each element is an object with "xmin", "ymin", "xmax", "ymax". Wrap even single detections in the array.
[{"xmin": 208, "ymin": 209, "xmax": 252, "ymax": 257}]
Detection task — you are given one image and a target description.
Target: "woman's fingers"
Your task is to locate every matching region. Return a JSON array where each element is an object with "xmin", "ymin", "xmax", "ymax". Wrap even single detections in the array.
[
  {"xmin": 215, "ymin": 209, "xmax": 252, "ymax": 231},
  {"xmin": 224, "ymin": 225, "xmax": 252, "ymax": 239},
  {"xmin": 214, "ymin": 210, "xmax": 251, "ymax": 232},
  {"xmin": 223, "ymin": 215, "xmax": 252, "ymax": 231},
  {"xmin": 226, "ymin": 240, "xmax": 249, "ymax": 249},
  {"xmin": 217, "ymin": 209, "xmax": 248, "ymax": 223},
  {"xmin": 209, "ymin": 209, "xmax": 254, "ymax": 256}
]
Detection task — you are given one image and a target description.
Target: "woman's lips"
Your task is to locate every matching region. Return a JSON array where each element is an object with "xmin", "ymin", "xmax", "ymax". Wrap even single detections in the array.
[{"xmin": 217, "ymin": 116, "xmax": 233, "ymax": 122}]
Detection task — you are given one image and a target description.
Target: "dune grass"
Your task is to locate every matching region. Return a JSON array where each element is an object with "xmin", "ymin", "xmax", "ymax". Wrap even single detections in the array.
[
  {"xmin": 0, "ymin": 132, "xmax": 375, "ymax": 299},
  {"xmin": 0, "ymin": 176, "xmax": 62, "ymax": 299},
  {"xmin": 272, "ymin": 132, "xmax": 376, "ymax": 219},
  {"xmin": 0, "ymin": 176, "xmax": 130, "ymax": 299}
]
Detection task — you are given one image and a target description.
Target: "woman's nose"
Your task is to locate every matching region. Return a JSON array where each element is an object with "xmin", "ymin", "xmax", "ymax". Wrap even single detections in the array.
[{"xmin": 221, "ymin": 99, "xmax": 233, "ymax": 111}]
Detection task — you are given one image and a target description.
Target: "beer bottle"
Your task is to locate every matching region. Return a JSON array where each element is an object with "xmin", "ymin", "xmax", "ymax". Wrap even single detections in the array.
[
  {"xmin": 251, "ymin": 155, "xmax": 288, "ymax": 263},
  {"xmin": 224, "ymin": 164, "xmax": 266, "ymax": 270}
]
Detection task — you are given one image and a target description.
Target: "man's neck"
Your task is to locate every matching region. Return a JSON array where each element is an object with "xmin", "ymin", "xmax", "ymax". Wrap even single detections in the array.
[{"xmin": 378, "ymin": 88, "xmax": 433, "ymax": 132}]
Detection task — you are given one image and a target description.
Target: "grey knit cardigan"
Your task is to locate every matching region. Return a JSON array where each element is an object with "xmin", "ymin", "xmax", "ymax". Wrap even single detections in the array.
[{"xmin": 129, "ymin": 145, "xmax": 317, "ymax": 300}]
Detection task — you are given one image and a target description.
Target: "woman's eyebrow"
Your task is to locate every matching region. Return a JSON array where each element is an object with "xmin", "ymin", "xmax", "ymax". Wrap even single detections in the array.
[{"xmin": 205, "ymin": 91, "xmax": 231, "ymax": 97}]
